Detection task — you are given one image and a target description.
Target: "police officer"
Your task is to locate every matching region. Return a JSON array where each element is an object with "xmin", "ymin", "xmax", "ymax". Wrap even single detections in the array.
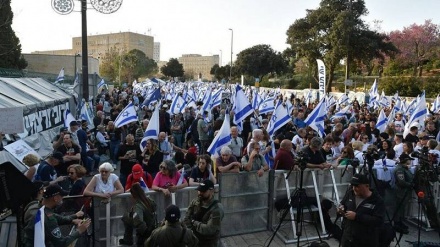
[
  {"xmin": 145, "ymin": 204, "xmax": 198, "ymax": 247},
  {"xmin": 22, "ymin": 184, "xmax": 90, "ymax": 247},
  {"xmin": 394, "ymin": 153, "xmax": 414, "ymax": 233},
  {"xmin": 184, "ymin": 179, "xmax": 224, "ymax": 247}
]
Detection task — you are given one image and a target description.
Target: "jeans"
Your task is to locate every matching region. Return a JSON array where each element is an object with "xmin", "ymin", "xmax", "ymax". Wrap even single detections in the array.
[{"xmin": 109, "ymin": 140, "xmax": 120, "ymax": 165}]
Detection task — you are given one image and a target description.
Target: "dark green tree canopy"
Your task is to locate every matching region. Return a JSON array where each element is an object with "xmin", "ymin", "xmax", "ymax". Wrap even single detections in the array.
[
  {"xmin": 286, "ymin": 0, "xmax": 396, "ymax": 91},
  {"xmin": 0, "ymin": 0, "xmax": 27, "ymax": 69},
  {"xmin": 234, "ymin": 44, "xmax": 287, "ymax": 82},
  {"xmin": 210, "ymin": 64, "xmax": 231, "ymax": 81},
  {"xmin": 161, "ymin": 58, "xmax": 184, "ymax": 78}
]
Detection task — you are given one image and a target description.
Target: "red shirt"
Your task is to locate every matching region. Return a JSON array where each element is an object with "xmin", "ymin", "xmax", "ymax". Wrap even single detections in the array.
[
  {"xmin": 274, "ymin": 148, "xmax": 295, "ymax": 170},
  {"xmin": 125, "ymin": 172, "xmax": 153, "ymax": 191}
]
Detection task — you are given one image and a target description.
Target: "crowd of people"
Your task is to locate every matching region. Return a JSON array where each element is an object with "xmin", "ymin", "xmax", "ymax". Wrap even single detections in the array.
[{"xmin": 15, "ymin": 84, "xmax": 440, "ymax": 246}]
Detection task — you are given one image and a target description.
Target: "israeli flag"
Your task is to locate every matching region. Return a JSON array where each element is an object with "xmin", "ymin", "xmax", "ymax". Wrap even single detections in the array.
[
  {"xmin": 252, "ymin": 91, "xmax": 262, "ymax": 109},
  {"xmin": 140, "ymin": 105, "xmax": 160, "ymax": 150},
  {"xmin": 403, "ymin": 91, "xmax": 427, "ymax": 138},
  {"xmin": 207, "ymin": 113, "xmax": 231, "ymax": 157},
  {"xmin": 97, "ymin": 79, "xmax": 107, "ymax": 92},
  {"xmin": 304, "ymin": 97, "xmax": 327, "ymax": 137},
  {"xmin": 176, "ymin": 170, "xmax": 185, "ymax": 186},
  {"xmin": 54, "ymin": 68, "xmax": 65, "ymax": 83},
  {"xmin": 142, "ymin": 88, "xmax": 161, "ymax": 106},
  {"xmin": 338, "ymin": 94, "xmax": 350, "ymax": 105},
  {"xmin": 114, "ymin": 102, "xmax": 138, "ymax": 128},
  {"xmin": 379, "ymin": 91, "xmax": 390, "ymax": 108},
  {"xmin": 264, "ymin": 140, "xmax": 276, "ymax": 169},
  {"xmin": 267, "ymin": 100, "xmax": 291, "ymax": 137},
  {"xmin": 34, "ymin": 206, "xmax": 45, "ymax": 247},
  {"xmin": 431, "ymin": 94, "xmax": 440, "ymax": 114},
  {"xmin": 332, "ymin": 105, "xmax": 351, "ymax": 120},
  {"xmin": 80, "ymin": 101, "xmax": 94, "ymax": 129},
  {"xmin": 369, "ymin": 79, "xmax": 378, "ymax": 108},
  {"xmin": 259, "ymin": 97, "xmax": 275, "ymax": 115},
  {"xmin": 139, "ymin": 177, "xmax": 149, "ymax": 192},
  {"xmin": 233, "ymin": 85, "xmax": 254, "ymax": 124},
  {"xmin": 64, "ymin": 108, "xmax": 76, "ymax": 128},
  {"xmin": 170, "ymin": 94, "xmax": 186, "ymax": 115},
  {"xmin": 211, "ymin": 89, "xmax": 223, "ymax": 109},
  {"xmin": 376, "ymin": 109, "xmax": 388, "ymax": 133},
  {"xmin": 201, "ymin": 88, "xmax": 213, "ymax": 113}
]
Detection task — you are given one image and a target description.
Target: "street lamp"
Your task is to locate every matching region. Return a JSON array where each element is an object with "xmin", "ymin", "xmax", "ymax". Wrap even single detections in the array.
[
  {"xmin": 219, "ymin": 49, "xmax": 222, "ymax": 66},
  {"xmin": 229, "ymin": 28, "xmax": 233, "ymax": 81}
]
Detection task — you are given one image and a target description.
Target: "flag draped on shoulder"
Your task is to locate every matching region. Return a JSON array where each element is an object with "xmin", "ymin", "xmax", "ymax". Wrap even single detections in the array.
[
  {"xmin": 207, "ymin": 113, "xmax": 231, "ymax": 156},
  {"xmin": 233, "ymin": 85, "xmax": 253, "ymax": 124},
  {"xmin": 304, "ymin": 97, "xmax": 327, "ymax": 137},
  {"xmin": 114, "ymin": 102, "xmax": 138, "ymax": 128},
  {"xmin": 34, "ymin": 206, "xmax": 45, "ymax": 247},
  {"xmin": 403, "ymin": 92, "xmax": 427, "ymax": 138},
  {"xmin": 140, "ymin": 106, "xmax": 160, "ymax": 150}
]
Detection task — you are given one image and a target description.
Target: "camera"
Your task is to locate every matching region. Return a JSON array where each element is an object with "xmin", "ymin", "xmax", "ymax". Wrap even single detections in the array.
[
  {"xmin": 345, "ymin": 158, "xmax": 360, "ymax": 168},
  {"xmin": 412, "ymin": 146, "xmax": 440, "ymax": 182},
  {"xmin": 294, "ymin": 151, "xmax": 309, "ymax": 170}
]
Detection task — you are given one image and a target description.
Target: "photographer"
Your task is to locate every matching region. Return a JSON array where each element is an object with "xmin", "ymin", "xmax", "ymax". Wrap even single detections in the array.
[
  {"xmin": 393, "ymin": 154, "xmax": 414, "ymax": 234},
  {"xmin": 338, "ymin": 174, "xmax": 385, "ymax": 247},
  {"xmin": 301, "ymin": 137, "xmax": 332, "ymax": 170}
]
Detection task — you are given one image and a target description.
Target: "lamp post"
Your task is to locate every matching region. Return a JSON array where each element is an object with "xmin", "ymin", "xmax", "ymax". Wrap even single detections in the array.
[
  {"xmin": 219, "ymin": 49, "xmax": 222, "ymax": 66},
  {"xmin": 229, "ymin": 28, "xmax": 233, "ymax": 81}
]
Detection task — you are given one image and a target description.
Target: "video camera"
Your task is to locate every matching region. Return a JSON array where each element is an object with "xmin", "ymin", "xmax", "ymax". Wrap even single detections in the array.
[
  {"xmin": 294, "ymin": 151, "xmax": 309, "ymax": 170},
  {"xmin": 412, "ymin": 146, "xmax": 440, "ymax": 182},
  {"xmin": 345, "ymin": 158, "xmax": 360, "ymax": 168}
]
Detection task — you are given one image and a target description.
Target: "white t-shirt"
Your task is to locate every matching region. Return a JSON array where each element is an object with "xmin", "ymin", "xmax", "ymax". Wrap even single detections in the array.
[
  {"xmin": 292, "ymin": 134, "xmax": 304, "ymax": 149},
  {"xmin": 393, "ymin": 143, "xmax": 403, "ymax": 159},
  {"xmin": 94, "ymin": 173, "xmax": 119, "ymax": 193}
]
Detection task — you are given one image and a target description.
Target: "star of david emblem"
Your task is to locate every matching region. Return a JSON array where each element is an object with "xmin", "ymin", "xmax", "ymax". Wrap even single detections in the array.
[
  {"xmin": 263, "ymin": 103, "xmax": 267, "ymax": 108},
  {"xmin": 176, "ymin": 103, "xmax": 180, "ymax": 108},
  {"xmin": 122, "ymin": 111, "xmax": 129, "ymax": 117},
  {"xmin": 272, "ymin": 115, "xmax": 277, "ymax": 121}
]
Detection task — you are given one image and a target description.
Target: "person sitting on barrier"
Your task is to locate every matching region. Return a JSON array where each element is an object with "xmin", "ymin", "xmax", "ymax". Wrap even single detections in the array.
[
  {"xmin": 146, "ymin": 204, "xmax": 199, "ymax": 247},
  {"xmin": 338, "ymin": 173, "xmax": 385, "ymax": 247},
  {"xmin": 274, "ymin": 139, "xmax": 295, "ymax": 170},
  {"xmin": 189, "ymin": 154, "xmax": 216, "ymax": 186},
  {"xmin": 151, "ymin": 160, "xmax": 188, "ymax": 197},
  {"xmin": 393, "ymin": 153, "xmax": 414, "ymax": 234},
  {"xmin": 125, "ymin": 163, "xmax": 153, "ymax": 192},
  {"xmin": 119, "ymin": 183, "xmax": 157, "ymax": 246},
  {"xmin": 83, "ymin": 162, "xmax": 124, "ymax": 203},
  {"xmin": 241, "ymin": 141, "xmax": 269, "ymax": 177},
  {"xmin": 216, "ymin": 146, "xmax": 240, "ymax": 173},
  {"xmin": 184, "ymin": 180, "xmax": 224, "ymax": 247},
  {"xmin": 302, "ymin": 137, "xmax": 332, "ymax": 169},
  {"xmin": 22, "ymin": 184, "xmax": 91, "ymax": 247}
]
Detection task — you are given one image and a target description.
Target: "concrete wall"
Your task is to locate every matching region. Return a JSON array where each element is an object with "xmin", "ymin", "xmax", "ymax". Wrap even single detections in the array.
[{"xmin": 23, "ymin": 54, "xmax": 99, "ymax": 77}]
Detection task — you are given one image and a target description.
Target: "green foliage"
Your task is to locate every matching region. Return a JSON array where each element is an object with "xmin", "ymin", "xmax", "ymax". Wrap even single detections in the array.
[
  {"xmin": 161, "ymin": 58, "xmax": 184, "ymax": 78},
  {"xmin": 100, "ymin": 46, "xmax": 120, "ymax": 82},
  {"xmin": 234, "ymin": 44, "xmax": 287, "ymax": 82},
  {"xmin": 0, "ymin": 0, "xmax": 27, "ymax": 69},
  {"xmin": 210, "ymin": 64, "xmax": 230, "ymax": 81},
  {"xmin": 378, "ymin": 76, "xmax": 440, "ymax": 97}
]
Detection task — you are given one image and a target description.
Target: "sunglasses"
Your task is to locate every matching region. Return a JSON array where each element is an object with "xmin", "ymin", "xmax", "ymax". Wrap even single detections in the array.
[{"xmin": 159, "ymin": 166, "xmax": 167, "ymax": 170}]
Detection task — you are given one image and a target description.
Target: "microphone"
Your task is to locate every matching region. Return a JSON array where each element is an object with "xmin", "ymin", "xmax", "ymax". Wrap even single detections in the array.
[{"xmin": 417, "ymin": 191, "xmax": 425, "ymax": 199}]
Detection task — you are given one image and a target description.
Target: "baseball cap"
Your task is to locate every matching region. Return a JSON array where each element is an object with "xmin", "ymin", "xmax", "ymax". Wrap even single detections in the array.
[
  {"xmin": 51, "ymin": 151, "xmax": 64, "ymax": 164},
  {"xmin": 132, "ymin": 164, "xmax": 143, "ymax": 180},
  {"xmin": 399, "ymin": 153, "xmax": 415, "ymax": 163},
  {"xmin": 165, "ymin": 204, "xmax": 181, "ymax": 223},
  {"xmin": 43, "ymin": 184, "xmax": 68, "ymax": 198},
  {"xmin": 350, "ymin": 174, "xmax": 369, "ymax": 186},
  {"xmin": 196, "ymin": 179, "xmax": 215, "ymax": 192}
]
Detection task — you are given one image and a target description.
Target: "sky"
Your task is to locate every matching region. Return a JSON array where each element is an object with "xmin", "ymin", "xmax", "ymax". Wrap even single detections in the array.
[{"xmin": 10, "ymin": 0, "xmax": 440, "ymax": 65}]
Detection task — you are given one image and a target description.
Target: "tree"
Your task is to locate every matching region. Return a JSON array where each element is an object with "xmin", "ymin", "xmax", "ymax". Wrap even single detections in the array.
[
  {"xmin": 0, "ymin": 0, "xmax": 27, "ymax": 69},
  {"xmin": 161, "ymin": 58, "xmax": 184, "ymax": 78},
  {"xmin": 389, "ymin": 20, "xmax": 440, "ymax": 76},
  {"xmin": 210, "ymin": 64, "xmax": 230, "ymax": 81},
  {"xmin": 99, "ymin": 46, "xmax": 119, "ymax": 82},
  {"xmin": 234, "ymin": 44, "xmax": 287, "ymax": 82},
  {"xmin": 286, "ymin": 0, "xmax": 395, "ymax": 92}
]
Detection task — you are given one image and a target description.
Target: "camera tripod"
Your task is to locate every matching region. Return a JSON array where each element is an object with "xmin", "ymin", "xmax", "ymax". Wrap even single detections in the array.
[{"xmin": 267, "ymin": 165, "xmax": 325, "ymax": 247}]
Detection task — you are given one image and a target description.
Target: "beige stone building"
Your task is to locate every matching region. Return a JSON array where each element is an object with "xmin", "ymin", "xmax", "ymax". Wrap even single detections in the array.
[
  {"xmin": 23, "ymin": 54, "xmax": 99, "ymax": 77},
  {"xmin": 33, "ymin": 31, "xmax": 155, "ymax": 61},
  {"xmin": 178, "ymin": 54, "xmax": 219, "ymax": 81}
]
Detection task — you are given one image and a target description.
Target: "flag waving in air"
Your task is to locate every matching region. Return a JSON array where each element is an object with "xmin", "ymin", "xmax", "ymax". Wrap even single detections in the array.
[
  {"xmin": 304, "ymin": 97, "xmax": 327, "ymax": 137},
  {"xmin": 114, "ymin": 102, "xmax": 138, "ymax": 128},
  {"xmin": 207, "ymin": 113, "xmax": 231, "ymax": 156}
]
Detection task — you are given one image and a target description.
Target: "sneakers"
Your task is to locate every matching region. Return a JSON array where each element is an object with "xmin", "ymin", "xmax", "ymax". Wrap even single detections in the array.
[{"xmin": 119, "ymin": 238, "xmax": 133, "ymax": 246}]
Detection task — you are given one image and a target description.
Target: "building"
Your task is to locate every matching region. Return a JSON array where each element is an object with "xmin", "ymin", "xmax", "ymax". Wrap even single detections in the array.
[
  {"xmin": 178, "ymin": 54, "xmax": 219, "ymax": 81},
  {"xmin": 23, "ymin": 54, "xmax": 99, "ymax": 77},
  {"xmin": 153, "ymin": 42, "xmax": 160, "ymax": 62},
  {"xmin": 33, "ymin": 31, "xmax": 155, "ymax": 61}
]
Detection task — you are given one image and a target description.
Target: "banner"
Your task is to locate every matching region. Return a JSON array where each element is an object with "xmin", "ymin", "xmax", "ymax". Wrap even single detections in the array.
[
  {"xmin": 23, "ymin": 102, "xmax": 69, "ymax": 136},
  {"xmin": 317, "ymin": 59, "xmax": 326, "ymax": 100}
]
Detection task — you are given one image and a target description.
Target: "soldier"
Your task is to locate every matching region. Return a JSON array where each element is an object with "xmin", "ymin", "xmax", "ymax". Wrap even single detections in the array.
[
  {"xmin": 184, "ymin": 179, "xmax": 224, "ymax": 247},
  {"xmin": 394, "ymin": 153, "xmax": 414, "ymax": 234},
  {"xmin": 22, "ymin": 184, "xmax": 90, "ymax": 247}
]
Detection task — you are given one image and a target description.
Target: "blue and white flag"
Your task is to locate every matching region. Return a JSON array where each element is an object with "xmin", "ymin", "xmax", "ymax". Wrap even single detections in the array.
[
  {"xmin": 207, "ymin": 113, "xmax": 231, "ymax": 157},
  {"xmin": 170, "ymin": 94, "xmax": 186, "ymax": 115},
  {"xmin": 142, "ymin": 88, "xmax": 161, "ymax": 106},
  {"xmin": 376, "ymin": 109, "xmax": 388, "ymax": 133},
  {"xmin": 304, "ymin": 90, "xmax": 313, "ymax": 106},
  {"xmin": 304, "ymin": 97, "xmax": 327, "ymax": 137},
  {"xmin": 431, "ymin": 94, "xmax": 440, "ymax": 114},
  {"xmin": 252, "ymin": 91, "xmax": 262, "ymax": 109},
  {"xmin": 97, "ymin": 79, "xmax": 107, "ymax": 92},
  {"xmin": 176, "ymin": 170, "xmax": 185, "ymax": 186},
  {"xmin": 34, "ymin": 206, "xmax": 45, "ymax": 247},
  {"xmin": 403, "ymin": 92, "xmax": 427, "ymax": 138},
  {"xmin": 140, "ymin": 106, "xmax": 160, "ymax": 150},
  {"xmin": 267, "ymin": 101, "xmax": 291, "ymax": 137},
  {"xmin": 264, "ymin": 140, "xmax": 276, "ymax": 169},
  {"xmin": 201, "ymin": 88, "xmax": 213, "ymax": 113},
  {"xmin": 332, "ymin": 105, "xmax": 351, "ymax": 120},
  {"xmin": 233, "ymin": 85, "xmax": 254, "ymax": 124},
  {"xmin": 338, "ymin": 94, "xmax": 350, "ymax": 105},
  {"xmin": 114, "ymin": 102, "xmax": 138, "ymax": 128},
  {"xmin": 64, "ymin": 109, "xmax": 76, "ymax": 128},
  {"xmin": 369, "ymin": 79, "xmax": 378, "ymax": 108},
  {"xmin": 80, "ymin": 101, "xmax": 94, "ymax": 129},
  {"xmin": 139, "ymin": 177, "xmax": 149, "ymax": 192},
  {"xmin": 259, "ymin": 97, "xmax": 275, "ymax": 115},
  {"xmin": 379, "ymin": 91, "xmax": 390, "ymax": 108},
  {"xmin": 211, "ymin": 89, "xmax": 223, "ymax": 109},
  {"xmin": 54, "ymin": 68, "xmax": 65, "ymax": 83}
]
